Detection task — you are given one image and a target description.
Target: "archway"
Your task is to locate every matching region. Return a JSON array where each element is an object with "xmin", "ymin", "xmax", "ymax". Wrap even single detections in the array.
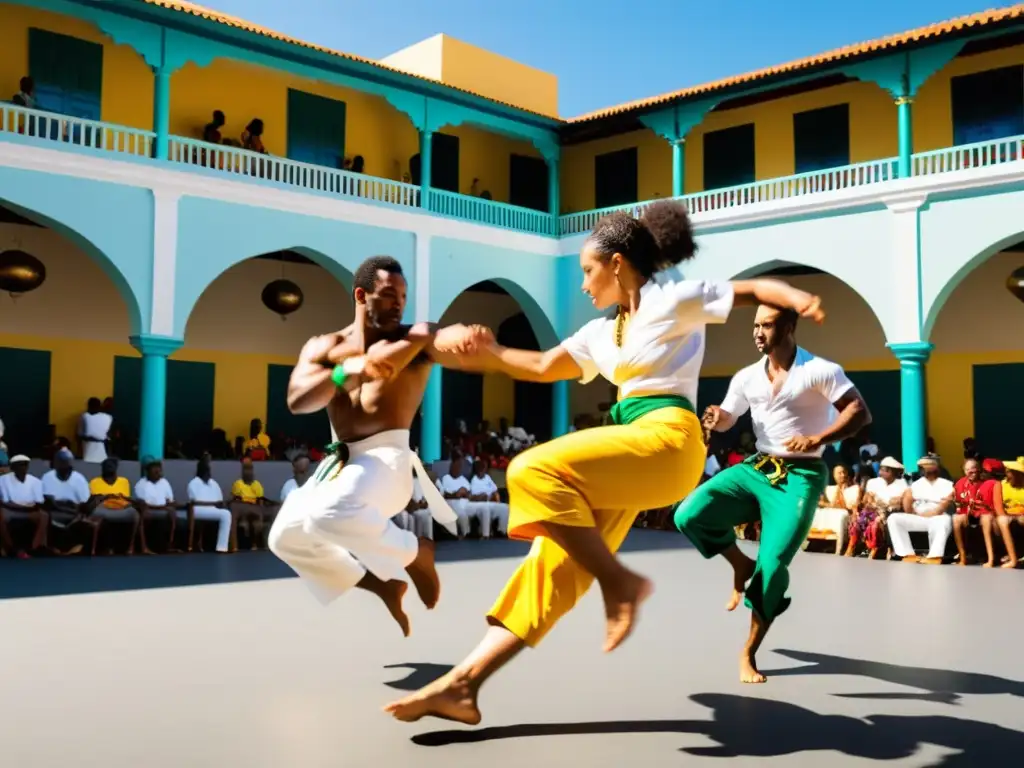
[
  {"xmin": 701, "ymin": 263, "xmax": 899, "ymax": 467},
  {"xmin": 168, "ymin": 249, "xmax": 352, "ymax": 460},
  {"xmin": 0, "ymin": 202, "xmax": 138, "ymax": 457},
  {"xmin": 926, "ymin": 240, "xmax": 1024, "ymax": 463}
]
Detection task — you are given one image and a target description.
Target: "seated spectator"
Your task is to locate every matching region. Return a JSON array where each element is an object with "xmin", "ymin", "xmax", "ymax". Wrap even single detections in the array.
[
  {"xmin": 203, "ymin": 110, "xmax": 225, "ymax": 144},
  {"xmin": 952, "ymin": 457, "xmax": 1000, "ymax": 567},
  {"xmin": 241, "ymin": 119, "xmax": 267, "ymax": 154},
  {"xmin": 888, "ymin": 454, "xmax": 954, "ymax": 563},
  {"xmin": 279, "ymin": 454, "xmax": 310, "ymax": 502},
  {"xmin": 396, "ymin": 474, "xmax": 433, "ymax": 540},
  {"xmin": 41, "ymin": 448, "xmax": 88, "ymax": 555},
  {"xmin": 810, "ymin": 464, "xmax": 859, "ymax": 554},
  {"xmin": 185, "ymin": 459, "xmax": 233, "ymax": 553},
  {"xmin": 0, "ymin": 454, "xmax": 49, "ymax": 558},
  {"xmin": 469, "ymin": 459, "xmax": 508, "ymax": 538},
  {"xmin": 12, "ymin": 76, "xmax": 35, "ymax": 109},
  {"xmin": 88, "ymin": 457, "xmax": 146, "ymax": 555},
  {"xmin": 231, "ymin": 457, "xmax": 272, "ymax": 550},
  {"xmin": 245, "ymin": 418, "xmax": 270, "ymax": 460},
  {"xmin": 133, "ymin": 457, "xmax": 179, "ymax": 553},
  {"xmin": 435, "ymin": 452, "xmax": 480, "ymax": 538},
  {"xmin": 996, "ymin": 457, "xmax": 1024, "ymax": 568},
  {"xmin": 848, "ymin": 456, "xmax": 907, "ymax": 558}
]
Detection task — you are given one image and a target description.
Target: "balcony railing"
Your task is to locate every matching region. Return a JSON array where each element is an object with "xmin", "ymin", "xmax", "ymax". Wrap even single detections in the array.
[
  {"xmin": 3, "ymin": 103, "xmax": 1024, "ymax": 238},
  {"xmin": 0, "ymin": 102, "xmax": 153, "ymax": 157}
]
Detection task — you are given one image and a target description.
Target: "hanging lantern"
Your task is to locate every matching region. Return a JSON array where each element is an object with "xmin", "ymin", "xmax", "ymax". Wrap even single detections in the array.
[
  {"xmin": 261, "ymin": 279, "xmax": 303, "ymax": 318},
  {"xmin": 1008, "ymin": 267, "xmax": 1024, "ymax": 303},
  {"xmin": 0, "ymin": 250, "xmax": 46, "ymax": 295}
]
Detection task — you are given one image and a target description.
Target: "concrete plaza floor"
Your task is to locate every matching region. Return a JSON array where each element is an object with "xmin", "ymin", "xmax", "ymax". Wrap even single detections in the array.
[{"xmin": 0, "ymin": 531, "xmax": 1020, "ymax": 767}]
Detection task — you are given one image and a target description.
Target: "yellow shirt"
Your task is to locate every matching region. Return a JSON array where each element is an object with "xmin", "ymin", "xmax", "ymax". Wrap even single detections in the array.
[
  {"xmin": 89, "ymin": 476, "xmax": 131, "ymax": 508},
  {"xmin": 232, "ymin": 479, "xmax": 264, "ymax": 503},
  {"xmin": 1002, "ymin": 480, "xmax": 1024, "ymax": 515},
  {"xmin": 246, "ymin": 433, "xmax": 270, "ymax": 451}
]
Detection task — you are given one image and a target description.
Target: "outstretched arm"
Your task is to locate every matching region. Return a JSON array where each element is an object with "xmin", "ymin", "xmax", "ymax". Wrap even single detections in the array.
[
  {"xmin": 472, "ymin": 343, "xmax": 584, "ymax": 384},
  {"xmin": 731, "ymin": 279, "xmax": 824, "ymax": 321},
  {"xmin": 359, "ymin": 322, "xmax": 495, "ymax": 378}
]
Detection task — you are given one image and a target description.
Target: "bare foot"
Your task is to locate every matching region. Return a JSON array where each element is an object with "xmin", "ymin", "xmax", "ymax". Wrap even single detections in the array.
[
  {"xmin": 740, "ymin": 653, "xmax": 767, "ymax": 684},
  {"xmin": 1001, "ymin": 560, "xmax": 1018, "ymax": 570},
  {"xmin": 983, "ymin": 560, "xmax": 995, "ymax": 568},
  {"xmin": 406, "ymin": 538, "xmax": 440, "ymax": 609},
  {"xmin": 957, "ymin": 559, "xmax": 967, "ymax": 567},
  {"xmin": 383, "ymin": 671, "xmax": 482, "ymax": 725},
  {"xmin": 902, "ymin": 555, "xmax": 921, "ymax": 563},
  {"xmin": 378, "ymin": 579, "xmax": 411, "ymax": 637},
  {"xmin": 727, "ymin": 553, "xmax": 756, "ymax": 612},
  {"xmin": 601, "ymin": 570, "xmax": 654, "ymax": 653}
]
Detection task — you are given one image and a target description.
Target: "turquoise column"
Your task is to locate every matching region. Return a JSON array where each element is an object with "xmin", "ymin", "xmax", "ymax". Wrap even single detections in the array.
[
  {"xmin": 672, "ymin": 139, "xmax": 685, "ymax": 197},
  {"xmin": 551, "ymin": 380, "xmax": 570, "ymax": 438},
  {"xmin": 152, "ymin": 67, "xmax": 171, "ymax": 160},
  {"xmin": 888, "ymin": 341, "xmax": 932, "ymax": 470},
  {"xmin": 420, "ymin": 366, "xmax": 442, "ymax": 463},
  {"xmin": 419, "ymin": 130, "xmax": 433, "ymax": 210},
  {"xmin": 548, "ymin": 154, "xmax": 560, "ymax": 235},
  {"xmin": 130, "ymin": 335, "xmax": 183, "ymax": 461},
  {"xmin": 896, "ymin": 96, "xmax": 913, "ymax": 178}
]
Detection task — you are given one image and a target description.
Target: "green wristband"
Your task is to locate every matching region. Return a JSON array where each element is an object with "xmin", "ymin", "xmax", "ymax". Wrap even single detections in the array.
[{"xmin": 330, "ymin": 365, "xmax": 347, "ymax": 388}]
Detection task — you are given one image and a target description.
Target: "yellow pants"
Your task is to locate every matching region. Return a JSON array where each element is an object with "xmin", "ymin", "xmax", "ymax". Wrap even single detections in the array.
[{"xmin": 487, "ymin": 406, "xmax": 705, "ymax": 646}]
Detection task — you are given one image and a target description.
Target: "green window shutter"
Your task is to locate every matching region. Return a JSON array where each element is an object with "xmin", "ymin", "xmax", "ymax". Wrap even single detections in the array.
[
  {"xmin": 286, "ymin": 88, "xmax": 346, "ymax": 168},
  {"xmin": 28, "ymin": 27, "xmax": 102, "ymax": 120},
  {"xmin": 266, "ymin": 364, "xmax": 330, "ymax": 448},
  {"xmin": 0, "ymin": 347, "xmax": 51, "ymax": 457}
]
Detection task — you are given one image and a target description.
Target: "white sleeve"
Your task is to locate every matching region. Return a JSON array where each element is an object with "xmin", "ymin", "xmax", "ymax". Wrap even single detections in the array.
[
  {"xmin": 211, "ymin": 482, "xmax": 224, "ymax": 502},
  {"xmin": 0, "ymin": 477, "xmax": 7, "ymax": 503},
  {"xmin": 435, "ymin": 478, "xmax": 445, "ymax": 493},
  {"xmin": 32, "ymin": 478, "xmax": 44, "ymax": 505},
  {"xmin": 41, "ymin": 472, "xmax": 57, "ymax": 498},
  {"xmin": 486, "ymin": 476, "xmax": 498, "ymax": 495},
  {"xmin": 812, "ymin": 360, "xmax": 854, "ymax": 404},
  {"xmin": 160, "ymin": 480, "xmax": 174, "ymax": 504},
  {"xmin": 671, "ymin": 280, "xmax": 735, "ymax": 325},
  {"xmin": 187, "ymin": 479, "xmax": 197, "ymax": 502},
  {"xmin": 560, "ymin": 318, "xmax": 602, "ymax": 385},
  {"xmin": 74, "ymin": 475, "xmax": 91, "ymax": 504},
  {"xmin": 719, "ymin": 370, "xmax": 751, "ymax": 418}
]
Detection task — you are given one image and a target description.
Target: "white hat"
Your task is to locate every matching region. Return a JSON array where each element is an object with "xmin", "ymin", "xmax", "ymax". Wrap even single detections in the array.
[
  {"xmin": 9, "ymin": 454, "xmax": 30, "ymax": 464},
  {"xmin": 880, "ymin": 456, "xmax": 904, "ymax": 470}
]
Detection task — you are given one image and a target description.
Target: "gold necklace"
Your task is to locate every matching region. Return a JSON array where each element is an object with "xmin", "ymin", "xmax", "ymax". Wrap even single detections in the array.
[{"xmin": 615, "ymin": 309, "xmax": 626, "ymax": 348}]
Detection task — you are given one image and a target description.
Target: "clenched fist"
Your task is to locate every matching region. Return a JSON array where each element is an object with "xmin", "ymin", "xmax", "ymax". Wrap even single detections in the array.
[{"xmin": 434, "ymin": 323, "xmax": 495, "ymax": 355}]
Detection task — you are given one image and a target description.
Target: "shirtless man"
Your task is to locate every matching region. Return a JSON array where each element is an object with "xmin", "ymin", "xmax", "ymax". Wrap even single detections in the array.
[{"xmin": 268, "ymin": 255, "xmax": 485, "ymax": 636}]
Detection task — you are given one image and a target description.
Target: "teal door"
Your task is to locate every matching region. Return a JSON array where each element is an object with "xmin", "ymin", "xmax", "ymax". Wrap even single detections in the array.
[
  {"xmin": 0, "ymin": 347, "xmax": 51, "ymax": 457},
  {"xmin": 113, "ymin": 357, "xmax": 215, "ymax": 455},
  {"xmin": 266, "ymin": 364, "xmax": 331, "ymax": 449},
  {"xmin": 973, "ymin": 363, "xmax": 1024, "ymax": 458},
  {"xmin": 28, "ymin": 28, "xmax": 102, "ymax": 127},
  {"xmin": 286, "ymin": 89, "xmax": 346, "ymax": 169}
]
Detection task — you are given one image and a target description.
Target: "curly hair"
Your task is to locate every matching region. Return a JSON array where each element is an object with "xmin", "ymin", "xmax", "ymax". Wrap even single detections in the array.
[
  {"xmin": 585, "ymin": 200, "xmax": 698, "ymax": 279},
  {"xmin": 353, "ymin": 255, "xmax": 404, "ymax": 295}
]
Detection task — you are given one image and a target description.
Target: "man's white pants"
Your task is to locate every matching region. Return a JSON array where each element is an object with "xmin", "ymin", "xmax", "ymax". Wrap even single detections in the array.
[
  {"xmin": 394, "ymin": 509, "xmax": 433, "ymax": 540},
  {"xmin": 268, "ymin": 430, "xmax": 417, "ymax": 605},
  {"xmin": 448, "ymin": 499, "xmax": 505, "ymax": 537},
  {"xmin": 887, "ymin": 512, "xmax": 953, "ymax": 558},
  {"xmin": 177, "ymin": 506, "xmax": 232, "ymax": 552}
]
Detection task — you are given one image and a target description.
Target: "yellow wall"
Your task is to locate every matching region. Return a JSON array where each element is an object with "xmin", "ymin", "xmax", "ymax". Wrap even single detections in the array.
[
  {"xmin": 561, "ymin": 128, "xmax": 672, "ymax": 214},
  {"xmin": 0, "ymin": 3, "xmax": 153, "ymax": 130},
  {"xmin": 441, "ymin": 124, "xmax": 542, "ymax": 203}
]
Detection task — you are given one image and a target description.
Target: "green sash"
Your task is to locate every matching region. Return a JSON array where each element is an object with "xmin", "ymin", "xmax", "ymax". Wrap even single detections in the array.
[{"xmin": 609, "ymin": 394, "xmax": 695, "ymax": 426}]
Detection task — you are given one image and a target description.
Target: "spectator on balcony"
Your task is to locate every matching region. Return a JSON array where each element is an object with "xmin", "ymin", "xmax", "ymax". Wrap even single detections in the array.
[
  {"xmin": 847, "ymin": 456, "xmax": 907, "ymax": 558},
  {"xmin": 470, "ymin": 459, "xmax": 508, "ymax": 538},
  {"xmin": 279, "ymin": 453, "xmax": 310, "ymax": 502},
  {"xmin": 997, "ymin": 457, "xmax": 1024, "ymax": 568},
  {"xmin": 350, "ymin": 155, "xmax": 365, "ymax": 173},
  {"xmin": 12, "ymin": 76, "xmax": 35, "ymax": 109},
  {"xmin": 203, "ymin": 110, "xmax": 225, "ymax": 144},
  {"xmin": 88, "ymin": 457, "xmax": 146, "ymax": 555},
  {"xmin": 41, "ymin": 448, "xmax": 88, "ymax": 554},
  {"xmin": 77, "ymin": 397, "xmax": 112, "ymax": 463},
  {"xmin": 245, "ymin": 418, "xmax": 271, "ymax": 460},
  {"xmin": 888, "ymin": 454, "xmax": 954, "ymax": 563},
  {"xmin": 0, "ymin": 455, "xmax": 49, "ymax": 558},
  {"xmin": 231, "ymin": 457, "xmax": 272, "ymax": 550},
  {"xmin": 184, "ymin": 459, "xmax": 233, "ymax": 553},
  {"xmin": 134, "ymin": 457, "xmax": 179, "ymax": 553},
  {"xmin": 241, "ymin": 119, "xmax": 267, "ymax": 154},
  {"xmin": 952, "ymin": 457, "xmax": 1000, "ymax": 566}
]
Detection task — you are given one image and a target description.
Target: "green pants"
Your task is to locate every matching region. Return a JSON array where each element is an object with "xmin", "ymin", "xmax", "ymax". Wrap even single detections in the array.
[{"xmin": 673, "ymin": 456, "xmax": 828, "ymax": 624}]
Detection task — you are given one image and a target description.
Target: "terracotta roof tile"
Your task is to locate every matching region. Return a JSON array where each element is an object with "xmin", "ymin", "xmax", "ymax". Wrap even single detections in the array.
[{"xmin": 568, "ymin": 4, "xmax": 1024, "ymax": 122}]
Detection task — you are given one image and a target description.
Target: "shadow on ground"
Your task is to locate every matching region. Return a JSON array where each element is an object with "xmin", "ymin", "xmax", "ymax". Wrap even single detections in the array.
[
  {"xmin": 0, "ymin": 529, "xmax": 692, "ymax": 600},
  {"xmin": 411, "ymin": 692, "xmax": 1024, "ymax": 765}
]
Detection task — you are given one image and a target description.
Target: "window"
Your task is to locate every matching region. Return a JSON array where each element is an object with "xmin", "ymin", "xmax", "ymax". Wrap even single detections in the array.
[
  {"xmin": 703, "ymin": 123, "xmax": 755, "ymax": 190},
  {"xmin": 509, "ymin": 154, "xmax": 549, "ymax": 211},
  {"xmin": 28, "ymin": 28, "xmax": 102, "ymax": 121},
  {"xmin": 286, "ymin": 89, "xmax": 346, "ymax": 169},
  {"xmin": 0, "ymin": 347, "xmax": 51, "ymax": 455},
  {"xmin": 594, "ymin": 147, "xmax": 638, "ymax": 209},
  {"xmin": 431, "ymin": 132, "xmax": 460, "ymax": 193},
  {"xmin": 267, "ymin": 364, "xmax": 330, "ymax": 449},
  {"xmin": 793, "ymin": 104, "xmax": 850, "ymax": 173},
  {"xmin": 951, "ymin": 66, "xmax": 1024, "ymax": 146}
]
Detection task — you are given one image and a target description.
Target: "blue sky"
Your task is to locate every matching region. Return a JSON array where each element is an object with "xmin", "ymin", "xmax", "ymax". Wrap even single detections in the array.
[{"xmin": 198, "ymin": 0, "xmax": 1003, "ymax": 116}]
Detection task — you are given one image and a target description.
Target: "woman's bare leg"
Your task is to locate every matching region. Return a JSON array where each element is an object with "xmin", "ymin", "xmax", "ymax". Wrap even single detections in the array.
[
  {"xmin": 740, "ymin": 612, "xmax": 770, "ymax": 684},
  {"xmin": 722, "ymin": 543, "xmax": 756, "ymax": 611},
  {"xmin": 953, "ymin": 514, "xmax": 969, "ymax": 565},
  {"xmin": 997, "ymin": 516, "xmax": 1019, "ymax": 568},
  {"xmin": 384, "ymin": 623, "xmax": 525, "ymax": 724},
  {"xmin": 980, "ymin": 515, "xmax": 996, "ymax": 567}
]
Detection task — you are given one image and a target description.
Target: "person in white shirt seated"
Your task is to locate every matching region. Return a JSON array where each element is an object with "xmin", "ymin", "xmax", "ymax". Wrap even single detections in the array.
[
  {"xmin": 134, "ymin": 457, "xmax": 180, "ymax": 553},
  {"xmin": 77, "ymin": 397, "xmax": 113, "ymax": 463},
  {"xmin": 395, "ymin": 475, "xmax": 434, "ymax": 540},
  {"xmin": 0, "ymin": 454, "xmax": 50, "ymax": 558},
  {"xmin": 470, "ymin": 459, "xmax": 508, "ymax": 538},
  {"xmin": 279, "ymin": 454, "xmax": 310, "ymax": 502},
  {"xmin": 847, "ymin": 456, "xmax": 907, "ymax": 558},
  {"xmin": 41, "ymin": 448, "xmax": 89, "ymax": 556},
  {"xmin": 887, "ymin": 454, "xmax": 954, "ymax": 564},
  {"xmin": 435, "ymin": 452, "xmax": 481, "ymax": 538},
  {"xmin": 184, "ymin": 459, "xmax": 233, "ymax": 553},
  {"xmin": 809, "ymin": 463, "xmax": 860, "ymax": 554}
]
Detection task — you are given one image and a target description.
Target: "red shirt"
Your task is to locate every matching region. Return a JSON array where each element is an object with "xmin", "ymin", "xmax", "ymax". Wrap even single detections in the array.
[{"xmin": 953, "ymin": 477, "xmax": 997, "ymax": 517}]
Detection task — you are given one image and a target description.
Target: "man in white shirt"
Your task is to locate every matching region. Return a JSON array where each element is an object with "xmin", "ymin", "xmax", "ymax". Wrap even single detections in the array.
[
  {"xmin": 470, "ymin": 459, "xmax": 508, "ymax": 537},
  {"xmin": 847, "ymin": 456, "xmax": 908, "ymax": 558},
  {"xmin": 675, "ymin": 305, "xmax": 870, "ymax": 684},
  {"xmin": 0, "ymin": 455, "xmax": 50, "ymax": 558},
  {"xmin": 77, "ymin": 397, "xmax": 113, "ymax": 463},
  {"xmin": 396, "ymin": 476, "xmax": 434, "ymax": 540},
  {"xmin": 279, "ymin": 454, "xmax": 310, "ymax": 502},
  {"xmin": 435, "ymin": 453, "xmax": 480, "ymax": 538},
  {"xmin": 41, "ymin": 448, "xmax": 89, "ymax": 555},
  {"xmin": 184, "ymin": 459, "xmax": 233, "ymax": 553},
  {"xmin": 887, "ymin": 454, "xmax": 954, "ymax": 564}
]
